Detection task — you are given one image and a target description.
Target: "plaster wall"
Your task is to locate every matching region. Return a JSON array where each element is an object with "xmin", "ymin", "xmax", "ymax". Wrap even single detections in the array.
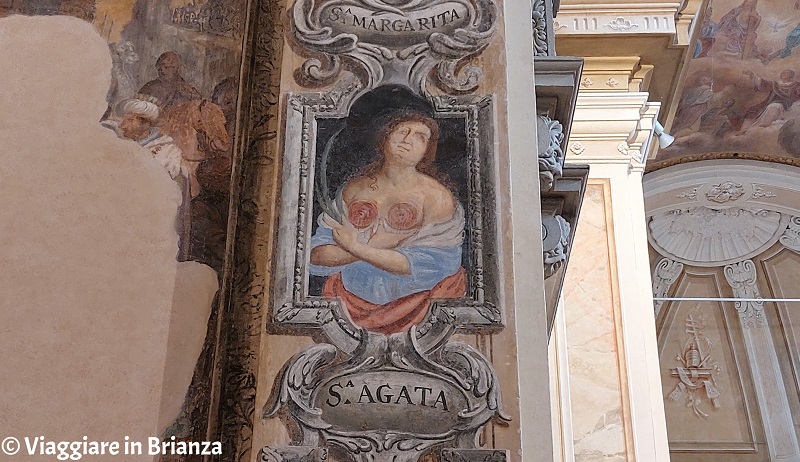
[{"xmin": 551, "ymin": 69, "xmax": 670, "ymax": 461}]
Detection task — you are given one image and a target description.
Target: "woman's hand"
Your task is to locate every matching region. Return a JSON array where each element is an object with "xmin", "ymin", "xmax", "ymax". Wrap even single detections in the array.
[
  {"xmin": 326, "ymin": 215, "xmax": 359, "ymax": 253},
  {"xmin": 323, "ymin": 216, "xmax": 411, "ymax": 274}
]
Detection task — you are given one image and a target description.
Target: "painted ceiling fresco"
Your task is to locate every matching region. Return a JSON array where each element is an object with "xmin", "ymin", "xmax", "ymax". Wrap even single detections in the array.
[{"xmin": 655, "ymin": 0, "xmax": 800, "ymax": 163}]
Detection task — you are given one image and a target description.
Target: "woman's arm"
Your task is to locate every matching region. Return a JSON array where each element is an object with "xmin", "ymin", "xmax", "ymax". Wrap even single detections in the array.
[
  {"xmin": 329, "ymin": 219, "xmax": 411, "ymax": 275},
  {"xmin": 342, "ymin": 241, "xmax": 411, "ymax": 275},
  {"xmin": 309, "ymin": 245, "xmax": 358, "ymax": 267}
]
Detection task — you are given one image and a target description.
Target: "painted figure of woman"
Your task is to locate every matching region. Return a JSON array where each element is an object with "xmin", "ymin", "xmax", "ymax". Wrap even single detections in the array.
[{"xmin": 309, "ymin": 112, "xmax": 466, "ymax": 334}]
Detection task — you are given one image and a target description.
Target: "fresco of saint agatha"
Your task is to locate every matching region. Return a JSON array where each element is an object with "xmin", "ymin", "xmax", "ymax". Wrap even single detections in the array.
[{"xmin": 308, "ymin": 111, "xmax": 467, "ymax": 334}]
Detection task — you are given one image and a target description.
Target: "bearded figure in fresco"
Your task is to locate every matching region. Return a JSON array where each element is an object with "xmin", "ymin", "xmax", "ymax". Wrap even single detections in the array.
[
  {"xmin": 741, "ymin": 69, "xmax": 800, "ymax": 130},
  {"xmin": 309, "ymin": 112, "xmax": 466, "ymax": 334},
  {"xmin": 107, "ymin": 96, "xmax": 187, "ymax": 181},
  {"xmin": 717, "ymin": 0, "xmax": 761, "ymax": 58},
  {"xmin": 673, "ymin": 75, "xmax": 715, "ymax": 135}
]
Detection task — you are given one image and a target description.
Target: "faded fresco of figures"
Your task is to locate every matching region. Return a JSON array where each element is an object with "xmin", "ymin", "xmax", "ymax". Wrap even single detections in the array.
[
  {"xmin": 694, "ymin": 5, "xmax": 718, "ymax": 58},
  {"xmin": 0, "ymin": 0, "xmax": 248, "ymax": 453},
  {"xmin": 139, "ymin": 51, "xmax": 202, "ymax": 109},
  {"xmin": 717, "ymin": 0, "xmax": 761, "ymax": 58},
  {"xmin": 658, "ymin": 0, "xmax": 800, "ymax": 160},
  {"xmin": 102, "ymin": 50, "xmax": 233, "ymax": 265}
]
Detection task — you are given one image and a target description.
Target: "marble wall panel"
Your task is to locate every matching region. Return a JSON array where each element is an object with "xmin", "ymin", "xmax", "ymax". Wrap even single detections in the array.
[{"xmin": 563, "ymin": 181, "xmax": 629, "ymax": 462}]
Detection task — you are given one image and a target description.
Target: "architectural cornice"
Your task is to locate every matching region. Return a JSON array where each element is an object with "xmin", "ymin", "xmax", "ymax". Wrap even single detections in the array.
[
  {"xmin": 578, "ymin": 57, "xmax": 653, "ymax": 92},
  {"xmin": 554, "ymin": 0, "xmax": 699, "ymax": 45},
  {"xmin": 567, "ymin": 90, "xmax": 659, "ymax": 169},
  {"xmin": 553, "ymin": 0, "xmax": 700, "ymax": 123},
  {"xmin": 533, "ymin": 55, "xmax": 587, "ymax": 337}
]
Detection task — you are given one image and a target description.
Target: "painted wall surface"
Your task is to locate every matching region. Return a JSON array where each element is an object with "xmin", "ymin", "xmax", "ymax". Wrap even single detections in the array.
[
  {"xmin": 252, "ymin": 0, "xmax": 551, "ymax": 460},
  {"xmin": 0, "ymin": 0, "xmax": 250, "ymax": 451},
  {"xmin": 0, "ymin": 1, "xmax": 553, "ymax": 460},
  {"xmin": 644, "ymin": 161, "xmax": 800, "ymax": 460},
  {"xmin": 656, "ymin": 0, "xmax": 800, "ymax": 162},
  {"xmin": 0, "ymin": 14, "xmax": 219, "ymax": 457}
]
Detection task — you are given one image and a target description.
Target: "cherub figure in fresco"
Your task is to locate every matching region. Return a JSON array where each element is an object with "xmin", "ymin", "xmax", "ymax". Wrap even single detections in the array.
[
  {"xmin": 309, "ymin": 112, "xmax": 466, "ymax": 334},
  {"xmin": 740, "ymin": 69, "xmax": 800, "ymax": 130},
  {"xmin": 138, "ymin": 51, "xmax": 201, "ymax": 109}
]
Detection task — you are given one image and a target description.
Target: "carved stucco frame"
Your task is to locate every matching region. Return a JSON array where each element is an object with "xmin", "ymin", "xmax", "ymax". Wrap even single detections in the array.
[{"xmin": 271, "ymin": 90, "xmax": 503, "ymax": 331}]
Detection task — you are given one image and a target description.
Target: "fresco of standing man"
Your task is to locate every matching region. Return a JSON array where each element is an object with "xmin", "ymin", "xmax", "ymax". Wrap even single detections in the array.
[{"xmin": 139, "ymin": 51, "xmax": 201, "ymax": 109}]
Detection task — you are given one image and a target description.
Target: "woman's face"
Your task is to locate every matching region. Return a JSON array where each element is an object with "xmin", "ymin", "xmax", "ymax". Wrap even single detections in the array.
[{"xmin": 384, "ymin": 120, "xmax": 431, "ymax": 167}]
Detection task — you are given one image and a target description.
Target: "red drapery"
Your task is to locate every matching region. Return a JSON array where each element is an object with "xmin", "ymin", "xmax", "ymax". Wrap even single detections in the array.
[{"xmin": 323, "ymin": 268, "xmax": 467, "ymax": 334}]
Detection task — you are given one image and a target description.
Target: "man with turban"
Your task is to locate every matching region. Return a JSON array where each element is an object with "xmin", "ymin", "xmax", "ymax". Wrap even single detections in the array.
[{"xmin": 105, "ymin": 95, "xmax": 187, "ymax": 180}]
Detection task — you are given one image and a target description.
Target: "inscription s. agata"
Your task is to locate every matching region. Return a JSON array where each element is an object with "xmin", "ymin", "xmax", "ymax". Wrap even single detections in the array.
[{"xmin": 325, "ymin": 379, "xmax": 449, "ymax": 410}]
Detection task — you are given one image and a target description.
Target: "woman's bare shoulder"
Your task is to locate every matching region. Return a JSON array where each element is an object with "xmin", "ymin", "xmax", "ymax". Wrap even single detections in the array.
[
  {"xmin": 341, "ymin": 176, "xmax": 374, "ymax": 202},
  {"xmin": 421, "ymin": 175, "xmax": 456, "ymax": 223}
]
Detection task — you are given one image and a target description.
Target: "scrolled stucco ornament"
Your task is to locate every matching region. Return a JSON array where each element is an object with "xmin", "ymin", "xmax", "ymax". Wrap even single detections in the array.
[
  {"xmin": 542, "ymin": 213, "xmax": 570, "ymax": 278},
  {"xmin": 537, "ymin": 115, "xmax": 565, "ymax": 191},
  {"xmin": 288, "ymin": 0, "xmax": 497, "ymax": 94}
]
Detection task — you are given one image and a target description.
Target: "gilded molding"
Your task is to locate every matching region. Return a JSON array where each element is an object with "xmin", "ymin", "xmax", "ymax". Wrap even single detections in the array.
[{"xmin": 646, "ymin": 152, "xmax": 800, "ymax": 174}]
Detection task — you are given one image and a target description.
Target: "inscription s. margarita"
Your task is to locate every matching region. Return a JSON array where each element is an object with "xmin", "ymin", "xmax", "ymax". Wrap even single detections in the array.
[{"xmin": 321, "ymin": 5, "xmax": 468, "ymax": 34}]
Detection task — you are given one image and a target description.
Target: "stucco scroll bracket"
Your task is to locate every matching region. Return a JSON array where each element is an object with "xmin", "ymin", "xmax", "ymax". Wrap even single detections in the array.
[
  {"xmin": 542, "ymin": 213, "xmax": 570, "ymax": 279},
  {"xmin": 723, "ymin": 260, "xmax": 767, "ymax": 329},
  {"xmin": 262, "ymin": 317, "xmax": 510, "ymax": 462},
  {"xmin": 257, "ymin": 446, "xmax": 328, "ymax": 462},
  {"xmin": 537, "ymin": 115, "xmax": 565, "ymax": 191},
  {"xmin": 780, "ymin": 216, "xmax": 800, "ymax": 252},
  {"xmin": 441, "ymin": 448, "xmax": 509, "ymax": 461},
  {"xmin": 652, "ymin": 257, "xmax": 683, "ymax": 317}
]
